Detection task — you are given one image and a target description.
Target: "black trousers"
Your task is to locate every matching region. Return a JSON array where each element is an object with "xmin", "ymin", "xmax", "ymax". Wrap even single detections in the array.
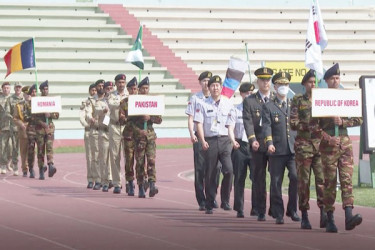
[
  {"xmin": 193, "ymin": 140, "xmax": 206, "ymax": 206},
  {"xmin": 232, "ymin": 139, "xmax": 254, "ymax": 212},
  {"xmin": 203, "ymin": 136, "xmax": 233, "ymax": 209},
  {"xmin": 251, "ymin": 150, "xmax": 269, "ymax": 215},
  {"xmin": 269, "ymin": 154, "xmax": 298, "ymax": 219}
]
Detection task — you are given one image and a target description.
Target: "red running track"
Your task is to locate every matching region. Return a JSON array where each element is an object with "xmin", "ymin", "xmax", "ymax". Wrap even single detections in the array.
[{"xmin": 1, "ymin": 148, "xmax": 374, "ymax": 250}]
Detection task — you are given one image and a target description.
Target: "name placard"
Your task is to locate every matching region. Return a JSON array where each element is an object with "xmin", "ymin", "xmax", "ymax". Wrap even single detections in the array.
[
  {"xmin": 128, "ymin": 95, "xmax": 165, "ymax": 116},
  {"xmin": 31, "ymin": 96, "xmax": 62, "ymax": 114}
]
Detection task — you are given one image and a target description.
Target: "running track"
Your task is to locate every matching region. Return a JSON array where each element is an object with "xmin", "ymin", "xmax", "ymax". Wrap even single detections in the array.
[{"xmin": 1, "ymin": 148, "xmax": 374, "ymax": 250}]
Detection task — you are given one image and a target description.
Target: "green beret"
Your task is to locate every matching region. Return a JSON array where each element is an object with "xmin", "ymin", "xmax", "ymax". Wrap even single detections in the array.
[
  {"xmin": 198, "ymin": 71, "xmax": 212, "ymax": 81},
  {"xmin": 324, "ymin": 63, "xmax": 340, "ymax": 80},
  {"xmin": 301, "ymin": 69, "xmax": 315, "ymax": 85},
  {"xmin": 208, "ymin": 75, "xmax": 222, "ymax": 86}
]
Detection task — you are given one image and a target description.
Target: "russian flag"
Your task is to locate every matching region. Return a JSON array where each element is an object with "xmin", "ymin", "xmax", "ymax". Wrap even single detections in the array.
[
  {"xmin": 221, "ymin": 57, "xmax": 247, "ymax": 98},
  {"xmin": 3, "ymin": 38, "xmax": 36, "ymax": 78}
]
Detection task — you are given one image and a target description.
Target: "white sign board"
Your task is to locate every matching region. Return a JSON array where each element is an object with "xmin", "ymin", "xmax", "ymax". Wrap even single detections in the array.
[
  {"xmin": 128, "ymin": 95, "xmax": 165, "ymax": 116},
  {"xmin": 31, "ymin": 96, "xmax": 62, "ymax": 114},
  {"xmin": 312, "ymin": 89, "xmax": 362, "ymax": 117}
]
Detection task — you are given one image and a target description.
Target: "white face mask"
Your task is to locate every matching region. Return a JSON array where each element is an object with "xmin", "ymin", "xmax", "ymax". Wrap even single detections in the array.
[{"xmin": 277, "ymin": 85, "xmax": 289, "ymax": 96}]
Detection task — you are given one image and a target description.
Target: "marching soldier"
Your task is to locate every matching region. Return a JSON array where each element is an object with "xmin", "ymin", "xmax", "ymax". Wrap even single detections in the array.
[
  {"xmin": 290, "ymin": 69, "xmax": 326, "ymax": 229},
  {"xmin": 80, "ymin": 84, "xmax": 97, "ymax": 188},
  {"xmin": 34, "ymin": 81, "xmax": 59, "ymax": 180},
  {"xmin": 25, "ymin": 84, "xmax": 37, "ymax": 178},
  {"xmin": 86, "ymin": 79, "xmax": 105, "ymax": 189},
  {"xmin": 243, "ymin": 67, "xmax": 274, "ymax": 221},
  {"xmin": 310, "ymin": 63, "xmax": 363, "ymax": 233},
  {"xmin": 108, "ymin": 74, "xmax": 128, "ymax": 194},
  {"xmin": 119, "ymin": 77, "xmax": 138, "ymax": 196},
  {"xmin": 0, "ymin": 82, "xmax": 12, "ymax": 174},
  {"xmin": 13, "ymin": 86, "xmax": 31, "ymax": 177},
  {"xmin": 133, "ymin": 77, "xmax": 162, "ymax": 198},
  {"xmin": 194, "ymin": 75, "xmax": 234, "ymax": 214},
  {"xmin": 262, "ymin": 72, "xmax": 299, "ymax": 224},
  {"xmin": 227, "ymin": 83, "xmax": 254, "ymax": 218}
]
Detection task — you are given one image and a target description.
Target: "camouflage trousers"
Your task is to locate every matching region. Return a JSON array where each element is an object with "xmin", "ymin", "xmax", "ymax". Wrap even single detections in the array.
[
  {"xmin": 27, "ymin": 126, "xmax": 36, "ymax": 169},
  {"xmin": 295, "ymin": 138, "xmax": 324, "ymax": 211},
  {"xmin": 0, "ymin": 130, "xmax": 13, "ymax": 166},
  {"xmin": 124, "ymin": 138, "xmax": 135, "ymax": 182},
  {"xmin": 36, "ymin": 130, "xmax": 54, "ymax": 169},
  {"xmin": 320, "ymin": 135, "xmax": 354, "ymax": 212},
  {"xmin": 135, "ymin": 134, "xmax": 156, "ymax": 184}
]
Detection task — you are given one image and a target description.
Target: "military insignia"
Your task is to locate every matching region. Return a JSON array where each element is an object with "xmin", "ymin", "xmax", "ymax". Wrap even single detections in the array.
[
  {"xmin": 215, "ymin": 76, "xmax": 220, "ymax": 82},
  {"xmin": 274, "ymin": 113, "xmax": 279, "ymax": 123},
  {"xmin": 208, "ymin": 72, "xmax": 212, "ymax": 77},
  {"xmin": 263, "ymin": 68, "xmax": 267, "ymax": 73},
  {"xmin": 256, "ymin": 109, "xmax": 260, "ymax": 117}
]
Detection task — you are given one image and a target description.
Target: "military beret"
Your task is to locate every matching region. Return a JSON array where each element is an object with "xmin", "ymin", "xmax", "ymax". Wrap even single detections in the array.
[
  {"xmin": 115, "ymin": 74, "xmax": 126, "ymax": 81},
  {"xmin": 1, "ymin": 82, "xmax": 10, "ymax": 88},
  {"xmin": 239, "ymin": 82, "xmax": 255, "ymax": 93},
  {"xmin": 127, "ymin": 77, "xmax": 137, "ymax": 88},
  {"xmin": 208, "ymin": 75, "xmax": 222, "ymax": 86},
  {"xmin": 89, "ymin": 83, "xmax": 96, "ymax": 91},
  {"xmin": 198, "ymin": 71, "xmax": 213, "ymax": 81},
  {"xmin": 138, "ymin": 77, "xmax": 150, "ymax": 88},
  {"xmin": 324, "ymin": 63, "xmax": 340, "ymax": 80},
  {"xmin": 272, "ymin": 72, "xmax": 291, "ymax": 85},
  {"xmin": 254, "ymin": 67, "xmax": 273, "ymax": 79},
  {"xmin": 301, "ymin": 69, "xmax": 315, "ymax": 85},
  {"xmin": 39, "ymin": 80, "xmax": 48, "ymax": 90},
  {"xmin": 28, "ymin": 84, "xmax": 36, "ymax": 95},
  {"xmin": 95, "ymin": 79, "xmax": 105, "ymax": 86},
  {"xmin": 104, "ymin": 81, "xmax": 114, "ymax": 88},
  {"xmin": 22, "ymin": 86, "xmax": 30, "ymax": 93},
  {"xmin": 14, "ymin": 82, "xmax": 22, "ymax": 87}
]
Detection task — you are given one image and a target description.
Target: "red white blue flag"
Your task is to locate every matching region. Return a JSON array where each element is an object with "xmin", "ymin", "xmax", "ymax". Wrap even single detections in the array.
[
  {"xmin": 305, "ymin": 0, "xmax": 328, "ymax": 79},
  {"xmin": 221, "ymin": 57, "xmax": 247, "ymax": 98}
]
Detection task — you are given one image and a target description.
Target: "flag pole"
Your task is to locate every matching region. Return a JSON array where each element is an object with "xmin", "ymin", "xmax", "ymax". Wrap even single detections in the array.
[
  {"xmin": 32, "ymin": 37, "xmax": 39, "ymax": 95},
  {"xmin": 245, "ymin": 43, "xmax": 252, "ymax": 83}
]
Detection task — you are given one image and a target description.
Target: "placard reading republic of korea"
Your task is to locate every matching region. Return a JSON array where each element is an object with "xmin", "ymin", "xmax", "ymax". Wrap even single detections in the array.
[
  {"xmin": 128, "ymin": 95, "xmax": 165, "ymax": 116},
  {"xmin": 312, "ymin": 88, "xmax": 362, "ymax": 117},
  {"xmin": 31, "ymin": 96, "xmax": 62, "ymax": 114}
]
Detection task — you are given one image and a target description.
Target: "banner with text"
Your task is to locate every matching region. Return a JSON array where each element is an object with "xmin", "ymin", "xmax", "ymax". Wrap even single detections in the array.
[
  {"xmin": 266, "ymin": 61, "xmax": 308, "ymax": 83},
  {"xmin": 128, "ymin": 95, "xmax": 165, "ymax": 116},
  {"xmin": 312, "ymin": 89, "xmax": 362, "ymax": 117},
  {"xmin": 31, "ymin": 96, "xmax": 62, "ymax": 114}
]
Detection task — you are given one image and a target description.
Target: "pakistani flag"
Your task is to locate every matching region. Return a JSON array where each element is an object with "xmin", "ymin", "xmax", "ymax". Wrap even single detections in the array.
[{"xmin": 126, "ymin": 26, "xmax": 144, "ymax": 70}]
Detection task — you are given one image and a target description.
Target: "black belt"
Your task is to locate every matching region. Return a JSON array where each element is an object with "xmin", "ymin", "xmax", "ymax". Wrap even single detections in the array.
[
  {"xmin": 205, "ymin": 135, "xmax": 228, "ymax": 139},
  {"xmin": 324, "ymin": 128, "xmax": 348, "ymax": 136}
]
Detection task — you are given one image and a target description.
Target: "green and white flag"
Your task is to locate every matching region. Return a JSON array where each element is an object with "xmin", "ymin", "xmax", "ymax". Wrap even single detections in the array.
[{"xmin": 126, "ymin": 26, "xmax": 144, "ymax": 70}]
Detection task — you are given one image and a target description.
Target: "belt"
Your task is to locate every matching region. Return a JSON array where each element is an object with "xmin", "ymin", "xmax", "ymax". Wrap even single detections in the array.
[
  {"xmin": 205, "ymin": 135, "xmax": 228, "ymax": 139},
  {"xmin": 324, "ymin": 128, "xmax": 348, "ymax": 137}
]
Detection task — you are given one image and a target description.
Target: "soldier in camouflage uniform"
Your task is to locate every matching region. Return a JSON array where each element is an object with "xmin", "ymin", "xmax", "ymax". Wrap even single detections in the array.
[
  {"xmin": 133, "ymin": 77, "xmax": 162, "ymax": 198},
  {"xmin": 290, "ymin": 69, "xmax": 326, "ymax": 230},
  {"xmin": 9, "ymin": 82, "xmax": 25, "ymax": 176},
  {"xmin": 0, "ymin": 82, "xmax": 12, "ymax": 174},
  {"xmin": 119, "ymin": 77, "xmax": 138, "ymax": 196},
  {"xmin": 13, "ymin": 86, "xmax": 31, "ymax": 177},
  {"xmin": 310, "ymin": 63, "xmax": 363, "ymax": 233},
  {"xmin": 80, "ymin": 84, "xmax": 97, "ymax": 188},
  {"xmin": 24, "ymin": 84, "xmax": 37, "ymax": 178},
  {"xmin": 35, "ymin": 81, "xmax": 59, "ymax": 180}
]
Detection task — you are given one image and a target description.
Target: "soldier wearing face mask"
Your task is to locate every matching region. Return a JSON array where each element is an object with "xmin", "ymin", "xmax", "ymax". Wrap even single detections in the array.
[{"xmin": 261, "ymin": 72, "xmax": 299, "ymax": 225}]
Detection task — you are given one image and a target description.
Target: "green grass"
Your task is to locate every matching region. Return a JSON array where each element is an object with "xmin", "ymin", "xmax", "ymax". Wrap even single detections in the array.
[{"xmin": 244, "ymin": 164, "xmax": 375, "ymax": 208}]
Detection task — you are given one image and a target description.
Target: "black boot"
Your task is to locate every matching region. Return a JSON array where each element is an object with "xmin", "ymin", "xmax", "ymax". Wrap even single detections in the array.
[
  {"xmin": 128, "ymin": 180, "xmax": 135, "ymax": 196},
  {"xmin": 48, "ymin": 163, "xmax": 57, "ymax": 177},
  {"xmin": 301, "ymin": 210, "xmax": 312, "ymax": 229},
  {"xmin": 320, "ymin": 207, "xmax": 327, "ymax": 228},
  {"xmin": 138, "ymin": 184, "xmax": 146, "ymax": 198},
  {"xmin": 326, "ymin": 211, "xmax": 338, "ymax": 233},
  {"xmin": 149, "ymin": 181, "xmax": 159, "ymax": 197},
  {"xmin": 39, "ymin": 166, "xmax": 46, "ymax": 180},
  {"xmin": 345, "ymin": 206, "xmax": 362, "ymax": 231},
  {"xmin": 29, "ymin": 167, "xmax": 35, "ymax": 178}
]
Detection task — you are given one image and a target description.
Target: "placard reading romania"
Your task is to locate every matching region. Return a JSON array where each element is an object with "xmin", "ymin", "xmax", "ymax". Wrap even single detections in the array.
[
  {"xmin": 128, "ymin": 95, "xmax": 165, "ymax": 116},
  {"xmin": 31, "ymin": 96, "xmax": 62, "ymax": 114},
  {"xmin": 312, "ymin": 89, "xmax": 362, "ymax": 117}
]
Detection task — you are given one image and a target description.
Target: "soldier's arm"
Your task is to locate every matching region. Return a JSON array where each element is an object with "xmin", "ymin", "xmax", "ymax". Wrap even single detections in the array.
[
  {"xmin": 79, "ymin": 102, "xmax": 89, "ymax": 128},
  {"xmin": 150, "ymin": 115, "xmax": 162, "ymax": 124},
  {"xmin": 51, "ymin": 112, "xmax": 59, "ymax": 120},
  {"xmin": 261, "ymin": 104, "xmax": 273, "ymax": 148},
  {"xmin": 242, "ymin": 96, "xmax": 256, "ymax": 144},
  {"xmin": 290, "ymin": 96, "xmax": 300, "ymax": 131},
  {"xmin": 342, "ymin": 117, "xmax": 363, "ymax": 128}
]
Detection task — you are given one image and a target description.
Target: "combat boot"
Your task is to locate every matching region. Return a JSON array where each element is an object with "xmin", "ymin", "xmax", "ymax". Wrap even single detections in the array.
[
  {"xmin": 39, "ymin": 166, "xmax": 46, "ymax": 180},
  {"xmin": 326, "ymin": 211, "xmax": 338, "ymax": 233},
  {"xmin": 345, "ymin": 206, "xmax": 362, "ymax": 231},
  {"xmin": 149, "ymin": 181, "xmax": 159, "ymax": 197},
  {"xmin": 138, "ymin": 184, "xmax": 146, "ymax": 198},
  {"xmin": 320, "ymin": 207, "xmax": 327, "ymax": 228},
  {"xmin": 144, "ymin": 179, "xmax": 149, "ymax": 192},
  {"xmin": 128, "ymin": 180, "xmax": 135, "ymax": 196},
  {"xmin": 29, "ymin": 167, "xmax": 35, "ymax": 178},
  {"xmin": 0, "ymin": 165, "xmax": 6, "ymax": 174},
  {"xmin": 301, "ymin": 210, "xmax": 312, "ymax": 229},
  {"xmin": 48, "ymin": 163, "xmax": 57, "ymax": 177}
]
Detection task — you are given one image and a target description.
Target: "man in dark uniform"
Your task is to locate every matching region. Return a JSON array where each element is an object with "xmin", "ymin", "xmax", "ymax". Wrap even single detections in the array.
[
  {"xmin": 243, "ymin": 67, "xmax": 274, "ymax": 221},
  {"xmin": 310, "ymin": 63, "xmax": 363, "ymax": 233},
  {"xmin": 262, "ymin": 72, "xmax": 300, "ymax": 224},
  {"xmin": 227, "ymin": 82, "xmax": 254, "ymax": 218}
]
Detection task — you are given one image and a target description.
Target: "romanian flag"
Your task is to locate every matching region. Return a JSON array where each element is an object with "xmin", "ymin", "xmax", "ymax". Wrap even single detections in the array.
[
  {"xmin": 3, "ymin": 38, "xmax": 36, "ymax": 78},
  {"xmin": 221, "ymin": 57, "xmax": 248, "ymax": 98}
]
